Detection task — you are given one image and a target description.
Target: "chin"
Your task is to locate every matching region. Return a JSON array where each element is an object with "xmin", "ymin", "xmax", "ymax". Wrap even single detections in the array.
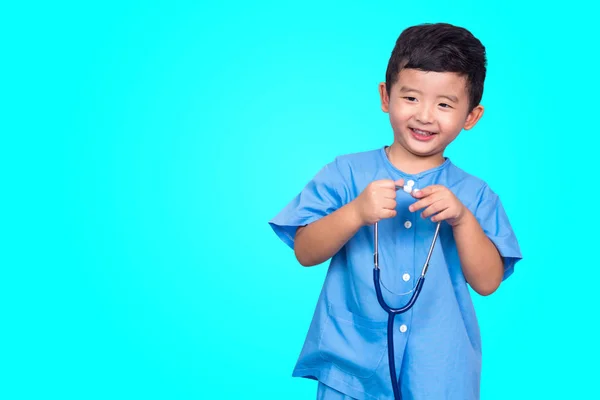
[
  {"xmin": 411, "ymin": 149, "xmax": 443, "ymax": 158},
  {"xmin": 405, "ymin": 142, "xmax": 445, "ymax": 158}
]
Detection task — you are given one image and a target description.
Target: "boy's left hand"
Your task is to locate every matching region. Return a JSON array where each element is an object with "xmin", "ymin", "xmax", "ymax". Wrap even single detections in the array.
[{"xmin": 408, "ymin": 185, "xmax": 467, "ymax": 227}]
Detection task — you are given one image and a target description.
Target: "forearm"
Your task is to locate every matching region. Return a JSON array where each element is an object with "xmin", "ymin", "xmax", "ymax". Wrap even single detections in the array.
[
  {"xmin": 294, "ymin": 201, "xmax": 363, "ymax": 267},
  {"xmin": 453, "ymin": 210, "xmax": 504, "ymax": 296}
]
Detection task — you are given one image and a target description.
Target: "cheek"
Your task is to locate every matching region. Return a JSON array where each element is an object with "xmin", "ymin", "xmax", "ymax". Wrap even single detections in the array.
[
  {"xmin": 389, "ymin": 106, "xmax": 412, "ymax": 126},
  {"xmin": 438, "ymin": 113, "xmax": 466, "ymax": 133}
]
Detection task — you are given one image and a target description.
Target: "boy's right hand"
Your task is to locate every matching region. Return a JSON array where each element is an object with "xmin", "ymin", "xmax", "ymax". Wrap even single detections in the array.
[{"xmin": 353, "ymin": 179, "xmax": 404, "ymax": 226}]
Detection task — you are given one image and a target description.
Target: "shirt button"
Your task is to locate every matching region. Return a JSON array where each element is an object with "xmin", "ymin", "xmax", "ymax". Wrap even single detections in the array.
[
  {"xmin": 404, "ymin": 221, "xmax": 412, "ymax": 229},
  {"xmin": 407, "ymin": 180, "xmax": 415, "ymax": 187},
  {"xmin": 399, "ymin": 324, "xmax": 408, "ymax": 333},
  {"xmin": 402, "ymin": 273, "xmax": 410, "ymax": 282}
]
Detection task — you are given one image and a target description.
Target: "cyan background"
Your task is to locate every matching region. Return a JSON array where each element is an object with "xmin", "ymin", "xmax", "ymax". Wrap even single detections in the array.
[{"xmin": 2, "ymin": 1, "xmax": 598, "ymax": 399}]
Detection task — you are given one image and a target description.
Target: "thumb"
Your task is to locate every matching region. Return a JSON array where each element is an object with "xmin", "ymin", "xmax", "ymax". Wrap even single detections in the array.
[{"xmin": 394, "ymin": 178, "xmax": 405, "ymax": 188}]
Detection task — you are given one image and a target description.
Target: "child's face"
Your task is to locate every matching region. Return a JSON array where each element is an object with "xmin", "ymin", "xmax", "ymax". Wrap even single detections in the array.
[{"xmin": 379, "ymin": 68, "xmax": 483, "ymax": 159}]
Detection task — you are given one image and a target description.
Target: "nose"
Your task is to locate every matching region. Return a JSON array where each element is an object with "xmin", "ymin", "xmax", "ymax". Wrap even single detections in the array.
[{"xmin": 415, "ymin": 104, "xmax": 433, "ymax": 124}]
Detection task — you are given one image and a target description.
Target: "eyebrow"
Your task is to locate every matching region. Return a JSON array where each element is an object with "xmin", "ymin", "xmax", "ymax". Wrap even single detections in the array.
[{"xmin": 399, "ymin": 86, "xmax": 459, "ymax": 103}]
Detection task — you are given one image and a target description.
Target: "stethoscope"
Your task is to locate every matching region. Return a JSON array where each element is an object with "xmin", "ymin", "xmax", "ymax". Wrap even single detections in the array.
[{"xmin": 373, "ymin": 181, "xmax": 442, "ymax": 400}]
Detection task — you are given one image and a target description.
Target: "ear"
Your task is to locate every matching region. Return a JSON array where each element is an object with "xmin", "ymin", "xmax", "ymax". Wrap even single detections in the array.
[
  {"xmin": 463, "ymin": 105, "xmax": 484, "ymax": 130},
  {"xmin": 378, "ymin": 82, "xmax": 390, "ymax": 113}
]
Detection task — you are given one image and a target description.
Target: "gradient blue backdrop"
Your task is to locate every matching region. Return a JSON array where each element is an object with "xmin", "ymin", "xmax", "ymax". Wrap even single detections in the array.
[{"xmin": 2, "ymin": 1, "xmax": 598, "ymax": 399}]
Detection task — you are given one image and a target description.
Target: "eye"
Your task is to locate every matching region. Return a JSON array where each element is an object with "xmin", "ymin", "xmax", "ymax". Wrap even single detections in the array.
[
  {"xmin": 403, "ymin": 97, "xmax": 417, "ymax": 102},
  {"xmin": 439, "ymin": 103, "xmax": 452, "ymax": 109}
]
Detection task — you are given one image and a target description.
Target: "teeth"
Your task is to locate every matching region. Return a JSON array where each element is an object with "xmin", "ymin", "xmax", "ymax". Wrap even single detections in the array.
[{"xmin": 412, "ymin": 128, "xmax": 433, "ymax": 136}]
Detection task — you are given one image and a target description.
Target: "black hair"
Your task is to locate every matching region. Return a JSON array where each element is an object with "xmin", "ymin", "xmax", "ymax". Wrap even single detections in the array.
[{"xmin": 385, "ymin": 23, "xmax": 487, "ymax": 111}]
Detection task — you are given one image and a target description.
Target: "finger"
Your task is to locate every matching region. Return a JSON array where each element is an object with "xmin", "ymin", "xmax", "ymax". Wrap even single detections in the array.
[
  {"xmin": 394, "ymin": 178, "xmax": 404, "ymax": 188},
  {"xmin": 382, "ymin": 188, "xmax": 398, "ymax": 199},
  {"xmin": 412, "ymin": 185, "xmax": 444, "ymax": 199},
  {"xmin": 430, "ymin": 208, "xmax": 453, "ymax": 223},
  {"xmin": 421, "ymin": 201, "xmax": 446, "ymax": 219},
  {"xmin": 383, "ymin": 209, "xmax": 397, "ymax": 219},
  {"xmin": 409, "ymin": 192, "xmax": 443, "ymax": 212},
  {"xmin": 383, "ymin": 199, "xmax": 396, "ymax": 210},
  {"xmin": 376, "ymin": 179, "xmax": 397, "ymax": 189}
]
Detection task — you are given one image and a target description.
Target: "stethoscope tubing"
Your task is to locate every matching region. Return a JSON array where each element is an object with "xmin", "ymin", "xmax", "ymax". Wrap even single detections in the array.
[{"xmin": 373, "ymin": 215, "xmax": 442, "ymax": 400}]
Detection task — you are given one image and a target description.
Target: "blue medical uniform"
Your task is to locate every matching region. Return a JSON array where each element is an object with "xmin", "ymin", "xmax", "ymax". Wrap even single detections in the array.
[{"xmin": 269, "ymin": 147, "xmax": 522, "ymax": 400}]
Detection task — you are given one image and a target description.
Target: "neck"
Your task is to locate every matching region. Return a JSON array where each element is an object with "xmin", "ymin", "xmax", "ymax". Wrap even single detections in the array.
[{"xmin": 386, "ymin": 144, "xmax": 445, "ymax": 174}]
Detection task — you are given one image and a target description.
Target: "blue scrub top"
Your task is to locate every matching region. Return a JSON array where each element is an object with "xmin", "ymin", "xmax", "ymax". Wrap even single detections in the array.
[{"xmin": 269, "ymin": 147, "xmax": 522, "ymax": 400}]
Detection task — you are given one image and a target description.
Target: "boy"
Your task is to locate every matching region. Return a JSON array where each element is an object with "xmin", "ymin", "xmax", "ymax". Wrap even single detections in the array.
[{"xmin": 269, "ymin": 23, "xmax": 522, "ymax": 399}]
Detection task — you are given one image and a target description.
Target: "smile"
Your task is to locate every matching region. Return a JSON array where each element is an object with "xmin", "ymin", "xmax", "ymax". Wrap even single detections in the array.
[{"xmin": 410, "ymin": 128, "xmax": 437, "ymax": 141}]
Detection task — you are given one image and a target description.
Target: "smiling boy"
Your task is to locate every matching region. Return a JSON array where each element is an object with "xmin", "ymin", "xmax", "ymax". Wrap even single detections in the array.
[{"xmin": 269, "ymin": 23, "xmax": 522, "ymax": 400}]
